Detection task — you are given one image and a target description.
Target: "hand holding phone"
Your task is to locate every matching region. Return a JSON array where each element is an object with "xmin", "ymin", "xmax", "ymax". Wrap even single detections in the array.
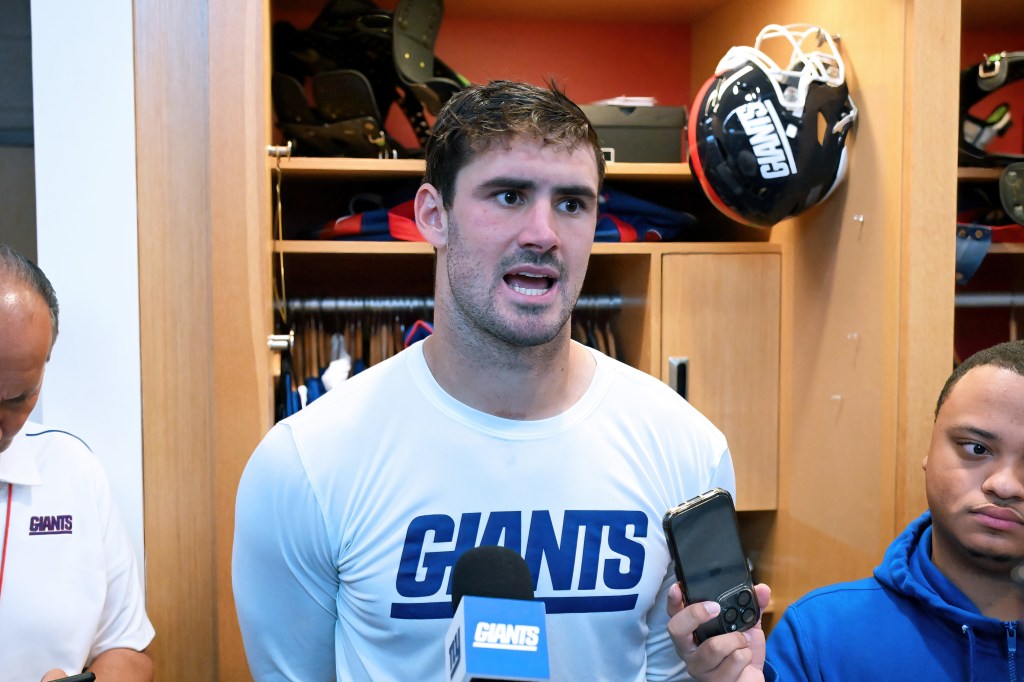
[
  {"xmin": 662, "ymin": 488, "xmax": 759, "ymax": 643},
  {"xmin": 49, "ymin": 673, "xmax": 96, "ymax": 682}
]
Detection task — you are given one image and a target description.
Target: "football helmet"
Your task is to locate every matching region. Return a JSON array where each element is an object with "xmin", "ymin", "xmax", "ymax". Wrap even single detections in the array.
[{"xmin": 689, "ymin": 25, "xmax": 858, "ymax": 228}]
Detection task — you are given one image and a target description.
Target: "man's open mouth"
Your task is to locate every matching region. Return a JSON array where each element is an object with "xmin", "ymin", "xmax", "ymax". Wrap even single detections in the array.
[{"xmin": 505, "ymin": 272, "xmax": 554, "ymax": 296}]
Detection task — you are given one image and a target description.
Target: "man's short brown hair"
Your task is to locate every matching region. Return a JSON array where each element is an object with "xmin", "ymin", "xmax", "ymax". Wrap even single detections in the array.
[{"xmin": 423, "ymin": 79, "xmax": 605, "ymax": 210}]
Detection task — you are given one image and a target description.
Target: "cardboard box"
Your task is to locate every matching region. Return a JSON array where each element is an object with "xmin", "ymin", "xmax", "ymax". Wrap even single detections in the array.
[{"xmin": 581, "ymin": 105, "xmax": 687, "ymax": 163}]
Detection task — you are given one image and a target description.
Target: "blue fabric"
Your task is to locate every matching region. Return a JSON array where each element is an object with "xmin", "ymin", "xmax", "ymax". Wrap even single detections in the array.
[
  {"xmin": 595, "ymin": 187, "xmax": 695, "ymax": 242},
  {"xmin": 766, "ymin": 512, "xmax": 1024, "ymax": 681},
  {"xmin": 956, "ymin": 223, "xmax": 992, "ymax": 284},
  {"xmin": 305, "ymin": 375, "xmax": 326, "ymax": 404},
  {"xmin": 304, "ymin": 186, "xmax": 695, "ymax": 243},
  {"xmin": 403, "ymin": 319, "xmax": 434, "ymax": 348}
]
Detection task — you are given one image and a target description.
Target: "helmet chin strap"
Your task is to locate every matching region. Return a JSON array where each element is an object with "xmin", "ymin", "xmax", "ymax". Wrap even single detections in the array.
[{"xmin": 833, "ymin": 99, "xmax": 859, "ymax": 135}]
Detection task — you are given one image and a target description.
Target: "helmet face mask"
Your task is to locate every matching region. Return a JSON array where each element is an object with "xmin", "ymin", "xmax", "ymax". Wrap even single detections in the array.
[{"xmin": 689, "ymin": 25, "xmax": 858, "ymax": 228}]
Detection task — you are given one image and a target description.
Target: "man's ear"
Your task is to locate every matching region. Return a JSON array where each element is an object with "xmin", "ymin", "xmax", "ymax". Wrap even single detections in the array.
[{"xmin": 415, "ymin": 183, "xmax": 448, "ymax": 248}]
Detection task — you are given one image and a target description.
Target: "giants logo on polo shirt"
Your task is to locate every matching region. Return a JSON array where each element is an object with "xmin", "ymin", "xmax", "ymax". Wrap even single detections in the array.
[{"xmin": 29, "ymin": 514, "xmax": 73, "ymax": 535}]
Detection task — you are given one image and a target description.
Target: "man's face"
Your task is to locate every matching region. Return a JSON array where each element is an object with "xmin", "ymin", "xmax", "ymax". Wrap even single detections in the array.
[
  {"xmin": 438, "ymin": 135, "xmax": 599, "ymax": 348},
  {"xmin": 0, "ymin": 285, "xmax": 52, "ymax": 454},
  {"xmin": 925, "ymin": 364, "xmax": 1024, "ymax": 573}
]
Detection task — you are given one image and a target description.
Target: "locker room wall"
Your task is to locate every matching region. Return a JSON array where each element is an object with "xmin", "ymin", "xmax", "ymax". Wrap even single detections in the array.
[{"xmin": 31, "ymin": 0, "xmax": 147, "ymax": 581}]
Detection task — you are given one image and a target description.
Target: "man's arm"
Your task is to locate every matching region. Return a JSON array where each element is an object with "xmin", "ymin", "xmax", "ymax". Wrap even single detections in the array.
[
  {"xmin": 88, "ymin": 647, "xmax": 154, "ymax": 680},
  {"xmin": 87, "ymin": 447, "xmax": 155, "ymax": 676},
  {"xmin": 233, "ymin": 424, "xmax": 340, "ymax": 680},
  {"xmin": 39, "ymin": 647, "xmax": 152, "ymax": 682},
  {"xmin": 644, "ymin": 572, "xmax": 689, "ymax": 680},
  {"xmin": 666, "ymin": 582, "xmax": 774, "ymax": 682}
]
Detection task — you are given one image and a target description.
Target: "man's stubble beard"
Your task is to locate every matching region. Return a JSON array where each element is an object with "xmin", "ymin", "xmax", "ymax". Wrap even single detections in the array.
[{"xmin": 444, "ymin": 215, "xmax": 582, "ymax": 350}]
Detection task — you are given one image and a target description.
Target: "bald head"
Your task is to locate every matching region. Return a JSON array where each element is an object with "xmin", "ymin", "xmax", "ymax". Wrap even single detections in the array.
[
  {"xmin": 0, "ymin": 273, "xmax": 54, "ymax": 453},
  {"xmin": 0, "ymin": 244, "xmax": 59, "ymax": 349}
]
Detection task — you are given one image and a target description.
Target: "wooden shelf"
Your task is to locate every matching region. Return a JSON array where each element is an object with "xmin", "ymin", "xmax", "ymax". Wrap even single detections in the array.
[
  {"xmin": 275, "ymin": 240, "xmax": 433, "ymax": 255},
  {"xmin": 603, "ymin": 162, "xmax": 692, "ymax": 181},
  {"xmin": 958, "ymin": 166, "xmax": 1004, "ymax": 181},
  {"xmin": 270, "ymin": 157, "xmax": 425, "ymax": 178},
  {"xmin": 280, "ymin": 0, "xmax": 729, "ymax": 24},
  {"xmin": 989, "ymin": 243, "xmax": 1024, "ymax": 255},
  {"xmin": 269, "ymin": 156, "xmax": 692, "ymax": 181},
  {"xmin": 274, "ymin": 239, "xmax": 780, "ymax": 256},
  {"xmin": 961, "ymin": 0, "xmax": 1024, "ymax": 30}
]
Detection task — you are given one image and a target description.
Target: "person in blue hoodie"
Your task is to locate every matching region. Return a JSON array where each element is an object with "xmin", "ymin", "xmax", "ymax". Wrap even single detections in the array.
[{"xmin": 667, "ymin": 339, "xmax": 1024, "ymax": 681}]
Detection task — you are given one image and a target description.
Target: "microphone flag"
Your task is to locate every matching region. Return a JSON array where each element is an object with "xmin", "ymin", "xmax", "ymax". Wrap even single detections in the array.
[{"xmin": 444, "ymin": 595, "xmax": 550, "ymax": 682}]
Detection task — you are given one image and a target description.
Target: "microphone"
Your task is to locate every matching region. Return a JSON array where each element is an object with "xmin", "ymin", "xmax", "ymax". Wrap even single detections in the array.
[
  {"xmin": 1011, "ymin": 562, "xmax": 1024, "ymax": 590},
  {"xmin": 444, "ymin": 546, "xmax": 550, "ymax": 682}
]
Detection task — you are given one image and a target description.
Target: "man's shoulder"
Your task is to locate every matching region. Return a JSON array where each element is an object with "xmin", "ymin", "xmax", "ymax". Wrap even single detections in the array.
[
  {"xmin": 13, "ymin": 422, "xmax": 109, "ymax": 492},
  {"xmin": 593, "ymin": 349, "xmax": 727, "ymax": 439},
  {"xmin": 285, "ymin": 346, "xmax": 416, "ymax": 426},
  {"xmin": 595, "ymin": 349, "xmax": 695, "ymax": 410},
  {"xmin": 781, "ymin": 576, "xmax": 899, "ymax": 626},
  {"xmin": 793, "ymin": 576, "xmax": 884, "ymax": 602},
  {"xmin": 18, "ymin": 422, "xmax": 97, "ymax": 465}
]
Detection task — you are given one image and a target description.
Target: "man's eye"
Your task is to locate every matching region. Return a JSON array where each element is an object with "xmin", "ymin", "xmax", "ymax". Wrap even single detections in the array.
[
  {"xmin": 961, "ymin": 441, "xmax": 990, "ymax": 457},
  {"xmin": 559, "ymin": 198, "xmax": 585, "ymax": 214},
  {"xmin": 496, "ymin": 191, "xmax": 521, "ymax": 206}
]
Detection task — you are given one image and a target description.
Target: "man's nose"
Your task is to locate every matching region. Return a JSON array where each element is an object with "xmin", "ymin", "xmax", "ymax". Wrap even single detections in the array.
[
  {"xmin": 984, "ymin": 460, "xmax": 1024, "ymax": 501},
  {"xmin": 517, "ymin": 203, "xmax": 559, "ymax": 251}
]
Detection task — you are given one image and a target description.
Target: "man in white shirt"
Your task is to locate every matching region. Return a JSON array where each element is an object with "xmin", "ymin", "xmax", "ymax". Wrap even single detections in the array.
[
  {"xmin": 0, "ymin": 243, "xmax": 154, "ymax": 681},
  {"xmin": 234, "ymin": 80, "xmax": 736, "ymax": 681}
]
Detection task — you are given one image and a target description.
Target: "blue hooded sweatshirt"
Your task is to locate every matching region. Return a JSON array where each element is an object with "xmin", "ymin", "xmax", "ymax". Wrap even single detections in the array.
[{"xmin": 765, "ymin": 512, "xmax": 1022, "ymax": 681}]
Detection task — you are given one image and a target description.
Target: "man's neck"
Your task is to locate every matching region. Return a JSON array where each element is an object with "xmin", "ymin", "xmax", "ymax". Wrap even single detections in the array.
[
  {"xmin": 421, "ymin": 331, "xmax": 596, "ymax": 420},
  {"xmin": 931, "ymin": 531, "xmax": 1024, "ymax": 621},
  {"xmin": 956, "ymin": 573, "xmax": 1024, "ymax": 622}
]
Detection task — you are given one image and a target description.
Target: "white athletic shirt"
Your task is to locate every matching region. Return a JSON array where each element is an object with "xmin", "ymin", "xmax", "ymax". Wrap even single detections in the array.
[
  {"xmin": 0, "ymin": 422, "xmax": 155, "ymax": 680},
  {"xmin": 233, "ymin": 341, "xmax": 734, "ymax": 681}
]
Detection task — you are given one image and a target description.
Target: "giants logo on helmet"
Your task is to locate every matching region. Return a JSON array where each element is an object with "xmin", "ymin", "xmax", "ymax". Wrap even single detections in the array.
[{"xmin": 733, "ymin": 100, "xmax": 797, "ymax": 180}]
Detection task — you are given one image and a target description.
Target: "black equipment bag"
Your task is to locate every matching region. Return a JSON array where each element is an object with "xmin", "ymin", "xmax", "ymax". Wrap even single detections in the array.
[{"xmin": 272, "ymin": 0, "xmax": 467, "ymax": 158}]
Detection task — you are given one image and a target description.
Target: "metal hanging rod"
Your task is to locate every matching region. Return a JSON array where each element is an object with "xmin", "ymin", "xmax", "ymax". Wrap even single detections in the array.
[
  {"xmin": 280, "ymin": 294, "xmax": 624, "ymax": 314},
  {"xmin": 955, "ymin": 292, "xmax": 1024, "ymax": 308},
  {"xmin": 287, "ymin": 297, "xmax": 434, "ymax": 313},
  {"xmin": 573, "ymin": 294, "xmax": 624, "ymax": 311}
]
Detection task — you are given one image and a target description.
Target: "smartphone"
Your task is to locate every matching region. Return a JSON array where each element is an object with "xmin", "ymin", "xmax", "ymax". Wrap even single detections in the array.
[
  {"xmin": 52, "ymin": 674, "xmax": 95, "ymax": 682},
  {"xmin": 662, "ymin": 488, "xmax": 759, "ymax": 643}
]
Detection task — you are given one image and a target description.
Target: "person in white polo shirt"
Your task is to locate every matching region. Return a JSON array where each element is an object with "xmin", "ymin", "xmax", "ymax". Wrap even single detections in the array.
[{"xmin": 0, "ymin": 243, "xmax": 154, "ymax": 682}]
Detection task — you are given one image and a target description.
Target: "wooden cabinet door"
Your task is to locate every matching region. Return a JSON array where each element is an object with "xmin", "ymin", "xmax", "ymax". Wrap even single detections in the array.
[{"xmin": 661, "ymin": 253, "xmax": 780, "ymax": 510}]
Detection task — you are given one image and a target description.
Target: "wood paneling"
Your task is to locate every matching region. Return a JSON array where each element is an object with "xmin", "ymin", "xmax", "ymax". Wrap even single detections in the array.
[
  {"xmin": 209, "ymin": 0, "xmax": 275, "ymax": 679},
  {"xmin": 661, "ymin": 253, "xmax": 781, "ymax": 511},
  {"xmin": 134, "ymin": 0, "xmax": 217, "ymax": 679},
  {"xmin": 896, "ymin": 0, "xmax": 959, "ymax": 531},
  {"xmin": 692, "ymin": 0, "xmax": 957, "ymax": 614}
]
